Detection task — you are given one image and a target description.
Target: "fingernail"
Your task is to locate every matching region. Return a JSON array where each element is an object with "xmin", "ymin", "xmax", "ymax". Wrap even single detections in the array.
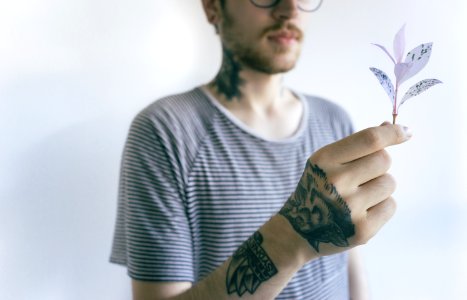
[
  {"xmin": 402, "ymin": 125, "xmax": 413, "ymax": 138},
  {"xmin": 380, "ymin": 121, "xmax": 391, "ymax": 126}
]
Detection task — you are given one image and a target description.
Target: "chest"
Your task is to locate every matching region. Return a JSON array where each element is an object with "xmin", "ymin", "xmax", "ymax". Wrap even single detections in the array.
[{"xmin": 186, "ymin": 140, "xmax": 307, "ymax": 211}]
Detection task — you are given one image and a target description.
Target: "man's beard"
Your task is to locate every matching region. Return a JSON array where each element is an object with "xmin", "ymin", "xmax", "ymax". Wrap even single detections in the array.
[
  {"xmin": 220, "ymin": 13, "xmax": 303, "ymax": 75},
  {"xmin": 234, "ymin": 39, "xmax": 300, "ymax": 74}
]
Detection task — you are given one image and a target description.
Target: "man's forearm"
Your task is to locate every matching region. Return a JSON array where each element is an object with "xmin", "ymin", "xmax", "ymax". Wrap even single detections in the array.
[{"xmin": 168, "ymin": 214, "xmax": 317, "ymax": 300}]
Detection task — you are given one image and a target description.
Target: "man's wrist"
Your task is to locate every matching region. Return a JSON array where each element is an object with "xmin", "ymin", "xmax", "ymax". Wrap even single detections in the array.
[{"xmin": 259, "ymin": 214, "xmax": 318, "ymax": 269}]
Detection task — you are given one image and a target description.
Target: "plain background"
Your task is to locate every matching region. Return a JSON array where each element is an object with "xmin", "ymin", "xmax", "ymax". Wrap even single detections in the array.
[{"xmin": 1, "ymin": 0, "xmax": 466, "ymax": 299}]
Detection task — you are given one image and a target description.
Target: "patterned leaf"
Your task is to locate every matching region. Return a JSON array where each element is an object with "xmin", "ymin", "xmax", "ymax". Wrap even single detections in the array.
[
  {"xmin": 369, "ymin": 67, "xmax": 395, "ymax": 105},
  {"xmin": 401, "ymin": 43, "xmax": 433, "ymax": 83},
  {"xmin": 393, "ymin": 24, "xmax": 406, "ymax": 63},
  {"xmin": 400, "ymin": 79, "xmax": 442, "ymax": 107},
  {"xmin": 372, "ymin": 43, "xmax": 395, "ymax": 64},
  {"xmin": 394, "ymin": 62, "xmax": 413, "ymax": 86}
]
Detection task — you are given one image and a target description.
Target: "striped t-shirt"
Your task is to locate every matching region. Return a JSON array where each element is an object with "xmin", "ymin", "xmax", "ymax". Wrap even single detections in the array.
[{"xmin": 110, "ymin": 86, "xmax": 354, "ymax": 299}]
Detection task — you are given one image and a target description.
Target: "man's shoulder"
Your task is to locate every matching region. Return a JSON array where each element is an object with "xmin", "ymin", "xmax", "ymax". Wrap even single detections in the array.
[
  {"xmin": 125, "ymin": 87, "xmax": 220, "ymax": 159},
  {"xmin": 139, "ymin": 87, "xmax": 213, "ymax": 122},
  {"xmin": 301, "ymin": 93, "xmax": 348, "ymax": 115},
  {"xmin": 298, "ymin": 92, "xmax": 354, "ymax": 137},
  {"xmin": 129, "ymin": 87, "xmax": 217, "ymax": 135}
]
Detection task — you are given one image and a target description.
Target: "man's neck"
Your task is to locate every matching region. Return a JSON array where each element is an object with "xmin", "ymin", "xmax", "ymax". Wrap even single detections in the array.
[
  {"xmin": 207, "ymin": 66, "xmax": 292, "ymax": 114},
  {"xmin": 205, "ymin": 64, "xmax": 303, "ymax": 140},
  {"xmin": 207, "ymin": 46, "xmax": 295, "ymax": 112}
]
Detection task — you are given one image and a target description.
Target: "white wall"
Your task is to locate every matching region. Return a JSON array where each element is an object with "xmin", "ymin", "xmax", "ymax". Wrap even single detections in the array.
[{"xmin": 1, "ymin": 0, "xmax": 465, "ymax": 299}]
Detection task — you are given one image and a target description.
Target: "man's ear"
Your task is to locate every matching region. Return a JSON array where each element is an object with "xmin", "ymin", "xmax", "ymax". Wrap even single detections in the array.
[{"xmin": 201, "ymin": 0, "xmax": 222, "ymax": 26}]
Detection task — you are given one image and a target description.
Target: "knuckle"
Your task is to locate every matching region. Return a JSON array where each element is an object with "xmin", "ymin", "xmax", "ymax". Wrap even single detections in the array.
[
  {"xmin": 364, "ymin": 128, "xmax": 384, "ymax": 149},
  {"xmin": 353, "ymin": 223, "xmax": 370, "ymax": 245},
  {"xmin": 377, "ymin": 150, "xmax": 392, "ymax": 169},
  {"xmin": 380, "ymin": 149, "xmax": 392, "ymax": 165},
  {"xmin": 380, "ymin": 197, "xmax": 397, "ymax": 220},
  {"xmin": 384, "ymin": 173, "xmax": 397, "ymax": 192},
  {"xmin": 358, "ymin": 236, "xmax": 370, "ymax": 245},
  {"xmin": 345, "ymin": 194, "xmax": 359, "ymax": 211},
  {"xmin": 326, "ymin": 171, "xmax": 345, "ymax": 188},
  {"xmin": 311, "ymin": 147, "xmax": 329, "ymax": 164},
  {"xmin": 386, "ymin": 196, "xmax": 397, "ymax": 213}
]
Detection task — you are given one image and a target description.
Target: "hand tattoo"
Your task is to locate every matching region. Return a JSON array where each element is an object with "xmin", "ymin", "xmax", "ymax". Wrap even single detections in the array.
[
  {"xmin": 210, "ymin": 47, "xmax": 244, "ymax": 101},
  {"xmin": 279, "ymin": 162, "xmax": 355, "ymax": 252},
  {"xmin": 226, "ymin": 231, "xmax": 278, "ymax": 296}
]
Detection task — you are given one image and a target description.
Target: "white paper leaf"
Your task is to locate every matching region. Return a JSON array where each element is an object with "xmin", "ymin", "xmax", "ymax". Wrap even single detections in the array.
[
  {"xmin": 372, "ymin": 43, "xmax": 395, "ymax": 64},
  {"xmin": 401, "ymin": 43, "xmax": 433, "ymax": 83},
  {"xmin": 400, "ymin": 79, "xmax": 442, "ymax": 107},
  {"xmin": 370, "ymin": 67, "xmax": 395, "ymax": 105},
  {"xmin": 393, "ymin": 24, "xmax": 406, "ymax": 63}
]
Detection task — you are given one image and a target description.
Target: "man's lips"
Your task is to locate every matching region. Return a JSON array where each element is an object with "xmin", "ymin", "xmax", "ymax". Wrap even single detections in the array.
[{"xmin": 267, "ymin": 31, "xmax": 299, "ymax": 45}]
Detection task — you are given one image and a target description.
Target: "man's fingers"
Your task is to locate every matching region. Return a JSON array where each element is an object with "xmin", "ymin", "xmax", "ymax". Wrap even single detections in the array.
[
  {"xmin": 353, "ymin": 174, "xmax": 396, "ymax": 210},
  {"xmin": 314, "ymin": 124, "xmax": 412, "ymax": 164},
  {"xmin": 350, "ymin": 197, "xmax": 396, "ymax": 245},
  {"xmin": 343, "ymin": 149, "xmax": 392, "ymax": 186},
  {"xmin": 366, "ymin": 196, "xmax": 397, "ymax": 228}
]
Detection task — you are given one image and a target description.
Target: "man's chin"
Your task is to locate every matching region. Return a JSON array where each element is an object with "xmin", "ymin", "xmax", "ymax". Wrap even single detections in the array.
[
  {"xmin": 237, "ymin": 44, "xmax": 301, "ymax": 74},
  {"xmin": 258, "ymin": 56, "xmax": 299, "ymax": 74},
  {"xmin": 248, "ymin": 62, "xmax": 297, "ymax": 75},
  {"xmin": 263, "ymin": 48, "xmax": 302, "ymax": 73}
]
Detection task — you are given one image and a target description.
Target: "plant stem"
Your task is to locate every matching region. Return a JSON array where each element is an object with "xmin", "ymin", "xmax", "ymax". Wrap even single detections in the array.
[{"xmin": 393, "ymin": 84, "xmax": 399, "ymax": 124}]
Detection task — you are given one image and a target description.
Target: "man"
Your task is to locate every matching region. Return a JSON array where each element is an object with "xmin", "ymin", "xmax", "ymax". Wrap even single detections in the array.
[{"xmin": 110, "ymin": 0, "xmax": 412, "ymax": 299}]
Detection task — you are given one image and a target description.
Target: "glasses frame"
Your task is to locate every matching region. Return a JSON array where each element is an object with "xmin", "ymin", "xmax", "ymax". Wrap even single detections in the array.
[{"xmin": 249, "ymin": 0, "xmax": 323, "ymax": 12}]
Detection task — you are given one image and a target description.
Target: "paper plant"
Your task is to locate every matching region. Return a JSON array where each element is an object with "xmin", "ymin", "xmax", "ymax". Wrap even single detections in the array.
[{"xmin": 370, "ymin": 24, "xmax": 442, "ymax": 124}]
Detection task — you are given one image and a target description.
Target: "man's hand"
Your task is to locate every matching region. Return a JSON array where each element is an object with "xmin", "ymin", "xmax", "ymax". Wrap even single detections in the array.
[{"xmin": 279, "ymin": 122, "xmax": 412, "ymax": 258}]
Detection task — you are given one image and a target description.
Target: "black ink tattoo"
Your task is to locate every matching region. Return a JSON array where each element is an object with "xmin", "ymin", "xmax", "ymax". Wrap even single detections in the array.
[
  {"xmin": 211, "ymin": 47, "xmax": 244, "ymax": 101},
  {"xmin": 226, "ymin": 231, "xmax": 278, "ymax": 296},
  {"xmin": 279, "ymin": 162, "xmax": 355, "ymax": 252}
]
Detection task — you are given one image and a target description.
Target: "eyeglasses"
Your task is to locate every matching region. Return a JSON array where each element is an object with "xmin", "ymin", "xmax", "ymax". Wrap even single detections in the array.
[{"xmin": 249, "ymin": 0, "xmax": 323, "ymax": 12}]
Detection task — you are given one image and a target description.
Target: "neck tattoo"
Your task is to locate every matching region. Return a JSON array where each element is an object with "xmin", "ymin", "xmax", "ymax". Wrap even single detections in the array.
[{"xmin": 211, "ymin": 47, "xmax": 244, "ymax": 101}]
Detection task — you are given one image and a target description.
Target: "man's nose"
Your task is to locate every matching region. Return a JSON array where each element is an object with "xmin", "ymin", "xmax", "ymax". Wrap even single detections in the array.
[{"xmin": 271, "ymin": 0, "xmax": 300, "ymax": 20}]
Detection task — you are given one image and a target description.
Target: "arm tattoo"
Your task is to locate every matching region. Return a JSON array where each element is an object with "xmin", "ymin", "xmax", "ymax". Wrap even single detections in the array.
[
  {"xmin": 279, "ymin": 162, "xmax": 355, "ymax": 252},
  {"xmin": 210, "ymin": 47, "xmax": 244, "ymax": 101},
  {"xmin": 226, "ymin": 231, "xmax": 278, "ymax": 296}
]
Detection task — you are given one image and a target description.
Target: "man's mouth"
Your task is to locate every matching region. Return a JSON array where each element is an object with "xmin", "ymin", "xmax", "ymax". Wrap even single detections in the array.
[{"xmin": 267, "ymin": 30, "xmax": 299, "ymax": 45}]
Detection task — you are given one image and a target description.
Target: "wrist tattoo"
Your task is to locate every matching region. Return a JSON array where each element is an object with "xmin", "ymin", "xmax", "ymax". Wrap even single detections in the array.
[
  {"xmin": 279, "ymin": 162, "xmax": 355, "ymax": 252},
  {"xmin": 211, "ymin": 47, "xmax": 244, "ymax": 101},
  {"xmin": 226, "ymin": 231, "xmax": 278, "ymax": 296}
]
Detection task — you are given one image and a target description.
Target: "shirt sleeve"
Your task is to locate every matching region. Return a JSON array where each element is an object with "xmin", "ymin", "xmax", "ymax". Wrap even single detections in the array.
[{"xmin": 110, "ymin": 111, "xmax": 194, "ymax": 282}]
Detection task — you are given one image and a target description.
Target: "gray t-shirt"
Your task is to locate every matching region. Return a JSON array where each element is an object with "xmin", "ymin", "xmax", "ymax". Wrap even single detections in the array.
[{"xmin": 110, "ymin": 86, "xmax": 354, "ymax": 299}]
